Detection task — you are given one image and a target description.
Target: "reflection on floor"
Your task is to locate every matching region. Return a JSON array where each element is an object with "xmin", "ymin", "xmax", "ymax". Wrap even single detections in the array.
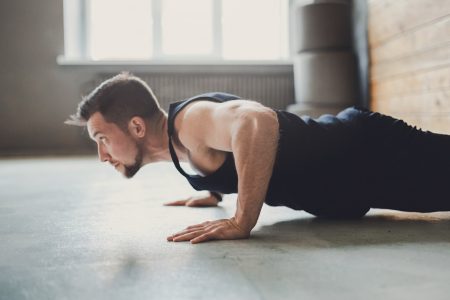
[{"xmin": 1, "ymin": 157, "xmax": 449, "ymax": 300}]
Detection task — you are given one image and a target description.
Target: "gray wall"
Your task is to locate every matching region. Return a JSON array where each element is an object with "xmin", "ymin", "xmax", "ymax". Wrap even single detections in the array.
[
  {"xmin": 0, "ymin": 0, "xmax": 100, "ymax": 155},
  {"xmin": 0, "ymin": 0, "xmax": 367, "ymax": 156}
]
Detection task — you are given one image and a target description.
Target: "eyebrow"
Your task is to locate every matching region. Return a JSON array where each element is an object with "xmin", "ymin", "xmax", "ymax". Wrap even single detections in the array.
[{"xmin": 91, "ymin": 131, "xmax": 102, "ymax": 140}]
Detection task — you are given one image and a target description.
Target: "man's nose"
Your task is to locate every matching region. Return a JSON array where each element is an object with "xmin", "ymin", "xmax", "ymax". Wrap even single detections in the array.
[{"xmin": 97, "ymin": 144, "xmax": 111, "ymax": 162}]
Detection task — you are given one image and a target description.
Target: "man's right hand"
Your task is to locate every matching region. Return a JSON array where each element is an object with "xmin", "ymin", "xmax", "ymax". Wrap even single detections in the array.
[{"xmin": 163, "ymin": 194, "xmax": 219, "ymax": 207}]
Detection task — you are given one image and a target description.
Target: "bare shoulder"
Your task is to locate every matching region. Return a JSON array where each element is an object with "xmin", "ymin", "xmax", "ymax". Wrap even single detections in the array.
[
  {"xmin": 183, "ymin": 99, "xmax": 274, "ymax": 122},
  {"xmin": 177, "ymin": 99, "xmax": 277, "ymax": 151}
]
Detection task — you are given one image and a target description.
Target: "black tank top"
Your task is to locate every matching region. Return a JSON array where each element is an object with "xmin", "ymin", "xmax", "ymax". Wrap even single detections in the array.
[
  {"xmin": 167, "ymin": 92, "xmax": 240, "ymax": 194},
  {"xmin": 168, "ymin": 92, "xmax": 369, "ymax": 210}
]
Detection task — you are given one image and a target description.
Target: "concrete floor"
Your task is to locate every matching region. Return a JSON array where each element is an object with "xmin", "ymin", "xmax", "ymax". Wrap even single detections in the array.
[{"xmin": 1, "ymin": 157, "xmax": 449, "ymax": 300}]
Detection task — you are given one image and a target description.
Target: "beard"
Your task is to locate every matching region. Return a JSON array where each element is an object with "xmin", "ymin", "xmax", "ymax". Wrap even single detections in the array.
[{"xmin": 123, "ymin": 142, "xmax": 144, "ymax": 179}]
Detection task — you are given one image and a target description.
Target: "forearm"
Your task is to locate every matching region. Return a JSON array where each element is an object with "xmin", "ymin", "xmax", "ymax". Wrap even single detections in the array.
[{"xmin": 232, "ymin": 110, "xmax": 279, "ymax": 231}]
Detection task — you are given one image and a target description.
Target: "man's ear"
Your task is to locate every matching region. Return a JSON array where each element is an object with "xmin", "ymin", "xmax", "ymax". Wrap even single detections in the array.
[{"xmin": 128, "ymin": 117, "xmax": 146, "ymax": 138}]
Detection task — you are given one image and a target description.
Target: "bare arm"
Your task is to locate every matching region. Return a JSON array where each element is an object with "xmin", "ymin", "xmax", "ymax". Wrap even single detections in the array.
[
  {"xmin": 231, "ymin": 108, "xmax": 278, "ymax": 231},
  {"xmin": 167, "ymin": 100, "xmax": 279, "ymax": 243}
]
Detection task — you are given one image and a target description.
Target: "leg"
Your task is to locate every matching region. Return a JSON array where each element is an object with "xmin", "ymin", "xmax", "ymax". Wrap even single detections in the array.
[
  {"xmin": 360, "ymin": 110, "xmax": 450, "ymax": 212},
  {"xmin": 289, "ymin": 107, "xmax": 374, "ymax": 219}
]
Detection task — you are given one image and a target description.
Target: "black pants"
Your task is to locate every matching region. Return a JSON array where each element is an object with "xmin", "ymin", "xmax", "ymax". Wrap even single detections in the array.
[{"xmin": 299, "ymin": 107, "xmax": 450, "ymax": 218}]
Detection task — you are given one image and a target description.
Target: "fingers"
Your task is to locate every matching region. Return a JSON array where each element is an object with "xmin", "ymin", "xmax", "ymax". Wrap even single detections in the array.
[
  {"xmin": 186, "ymin": 197, "xmax": 218, "ymax": 207},
  {"xmin": 190, "ymin": 233, "xmax": 213, "ymax": 244},
  {"xmin": 191, "ymin": 229, "xmax": 222, "ymax": 244},
  {"xmin": 171, "ymin": 229, "xmax": 206, "ymax": 242},
  {"xmin": 174, "ymin": 227, "xmax": 221, "ymax": 243},
  {"xmin": 186, "ymin": 220, "xmax": 212, "ymax": 229},
  {"xmin": 167, "ymin": 221, "xmax": 219, "ymax": 242},
  {"xmin": 163, "ymin": 199, "xmax": 188, "ymax": 206},
  {"xmin": 169, "ymin": 222, "xmax": 215, "ymax": 239},
  {"xmin": 166, "ymin": 218, "xmax": 247, "ymax": 244},
  {"xmin": 167, "ymin": 227, "xmax": 203, "ymax": 241},
  {"xmin": 164, "ymin": 195, "xmax": 219, "ymax": 207}
]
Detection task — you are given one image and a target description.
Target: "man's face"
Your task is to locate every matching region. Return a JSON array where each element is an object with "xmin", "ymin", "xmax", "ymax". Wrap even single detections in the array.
[{"xmin": 87, "ymin": 112, "xmax": 144, "ymax": 178}]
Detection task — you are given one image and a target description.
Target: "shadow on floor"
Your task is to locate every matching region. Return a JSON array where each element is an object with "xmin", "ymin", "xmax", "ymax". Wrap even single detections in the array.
[{"xmin": 252, "ymin": 212, "xmax": 450, "ymax": 248}]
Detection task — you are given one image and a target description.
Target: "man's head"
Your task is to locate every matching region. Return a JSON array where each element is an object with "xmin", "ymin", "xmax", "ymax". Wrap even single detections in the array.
[{"xmin": 66, "ymin": 72, "xmax": 165, "ymax": 178}]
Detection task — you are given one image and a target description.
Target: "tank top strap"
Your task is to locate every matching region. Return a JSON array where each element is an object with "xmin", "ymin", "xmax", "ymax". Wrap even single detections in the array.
[
  {"xmin": 168, "ymin": 136, "xmax": 192, "ymax": 177},
  {"xmin": 167, "ymin": 92, "xmax": 241, "ymax": 179}
]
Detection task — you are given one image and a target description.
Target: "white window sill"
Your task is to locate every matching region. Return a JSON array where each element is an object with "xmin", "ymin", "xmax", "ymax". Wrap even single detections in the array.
[{"xmin": 56, "ymin": 56, "xmax": 294, "ymax": 73}]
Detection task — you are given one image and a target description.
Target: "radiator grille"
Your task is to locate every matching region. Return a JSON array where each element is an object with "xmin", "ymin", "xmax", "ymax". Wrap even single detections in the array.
[{"xmin": 88, "ymin": 72, "xmax": 295, "ymax": 111}]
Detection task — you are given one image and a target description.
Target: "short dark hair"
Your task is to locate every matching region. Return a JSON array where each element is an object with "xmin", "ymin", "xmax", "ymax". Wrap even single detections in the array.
[{"xmin": 65, "ymin": 72, "xmax": 164, "ymax": 131}]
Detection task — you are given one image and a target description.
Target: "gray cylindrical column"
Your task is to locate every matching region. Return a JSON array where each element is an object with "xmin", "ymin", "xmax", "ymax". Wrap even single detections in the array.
[
  {"xmin": 290, "ymin": 1, "xmax": 358, "ymax": 116},
  {"xmin": 293, "ymin": 50, "xmax": 358, "ymax": 106},
  {"xmin": 293, "ymin": 2, "xmax": 352, "ymax": 52}
]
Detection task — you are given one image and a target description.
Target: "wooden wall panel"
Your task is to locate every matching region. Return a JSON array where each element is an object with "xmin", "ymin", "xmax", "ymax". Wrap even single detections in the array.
[
  {"xmin": 372, "ymin": 67, "xmax": 450, "ymax": 99},
  {"xmin": 371, "ymin": 17, "xmax": 450, "ymax": 64},
  {"xmin": 371, "ymin": 45, "xmax": 450, "ymax": 80},
  {"xmin": 369, "ymin": 0, "xmax": 450, "ymax": 47},
  {"xmin": 368, "ymin": 0, "xmax": 450, "ymax": 134},
  {"xmin": 373, "ymin": 89, "xmax": 450, "ymax": 113}
]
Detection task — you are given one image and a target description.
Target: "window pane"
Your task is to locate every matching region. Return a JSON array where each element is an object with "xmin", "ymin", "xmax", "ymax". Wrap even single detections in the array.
[
  {"xmin": 222, "ymin": 0, "xmax": 288, "ymax": 60},
  {"xmin": 161, "ymin": 0, "xmax": 213, "ymax": 55},
  {"xmin": 89, "ymin": 0, "xmax": 152, "ymax": 60}
]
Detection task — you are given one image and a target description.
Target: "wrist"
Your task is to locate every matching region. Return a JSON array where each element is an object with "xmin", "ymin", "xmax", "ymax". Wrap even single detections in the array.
[
  {"xmin": 210, "ymin": 191, "xmax": 222, "ymax": 202},
  {"xmin": 233, "ymin": 214, "xmax": 255, "ymax": 233}
]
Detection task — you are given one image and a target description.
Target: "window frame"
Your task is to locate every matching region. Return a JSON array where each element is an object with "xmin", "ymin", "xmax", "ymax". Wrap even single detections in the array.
[{"xmin": 60, "ymin": 0, "xmax": 292, "ymax": 65}]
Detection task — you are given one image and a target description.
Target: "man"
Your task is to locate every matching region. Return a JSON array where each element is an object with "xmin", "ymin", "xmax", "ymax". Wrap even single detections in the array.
[{"xmin": 66, "ymin": 73, "xmax": 450, "ymax": 244}]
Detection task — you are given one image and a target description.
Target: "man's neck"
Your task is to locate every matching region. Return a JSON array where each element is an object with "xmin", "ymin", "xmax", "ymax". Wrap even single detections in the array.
[{"xmin": 142, "ymin": 115, "xmax": 189, "ymax": 164}]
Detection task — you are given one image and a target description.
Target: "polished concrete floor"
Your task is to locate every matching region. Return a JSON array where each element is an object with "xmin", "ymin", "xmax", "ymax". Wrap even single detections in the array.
[{"xmin": 1, "ymin": 157, "xmax": 450, "ymax": 300}]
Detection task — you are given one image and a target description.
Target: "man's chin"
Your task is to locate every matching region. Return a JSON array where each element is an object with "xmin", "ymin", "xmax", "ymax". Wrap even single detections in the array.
[
  {"xmin": 113, "ymin": 165, "xmax": 138, "ymax": 179},
  {"xmin": 123, "ymin": 164, "xmax": 142, "ymax": 179},
  {"xmin": 117, "ymin": 143, "xmax": 144, "ymax": 179}
]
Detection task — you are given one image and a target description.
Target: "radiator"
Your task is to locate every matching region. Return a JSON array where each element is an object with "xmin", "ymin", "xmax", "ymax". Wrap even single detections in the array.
[{"xmin": 87, "ymin": 72, "xmax": 295, "ymax": 111}]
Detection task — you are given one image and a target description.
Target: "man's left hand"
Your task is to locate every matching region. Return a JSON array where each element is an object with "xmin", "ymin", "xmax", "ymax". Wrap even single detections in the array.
[{"xmin": 167, "ymin": 217, "xmax": 250, "ymax": 244}]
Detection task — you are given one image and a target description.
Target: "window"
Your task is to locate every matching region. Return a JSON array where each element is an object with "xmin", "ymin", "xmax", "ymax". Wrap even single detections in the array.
[
  {"xmin": 89, "ymin": 0, "xmax": 154, "ymax": 60},
  {"xmin": 62, "ymin": 0, "xmax": 290, "ymax": 62}
]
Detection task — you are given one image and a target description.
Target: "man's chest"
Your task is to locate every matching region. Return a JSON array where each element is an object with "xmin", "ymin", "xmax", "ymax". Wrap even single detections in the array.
[{"xmin": 187, "ymin": 146, "xmax": 228, "ymax": 177}]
